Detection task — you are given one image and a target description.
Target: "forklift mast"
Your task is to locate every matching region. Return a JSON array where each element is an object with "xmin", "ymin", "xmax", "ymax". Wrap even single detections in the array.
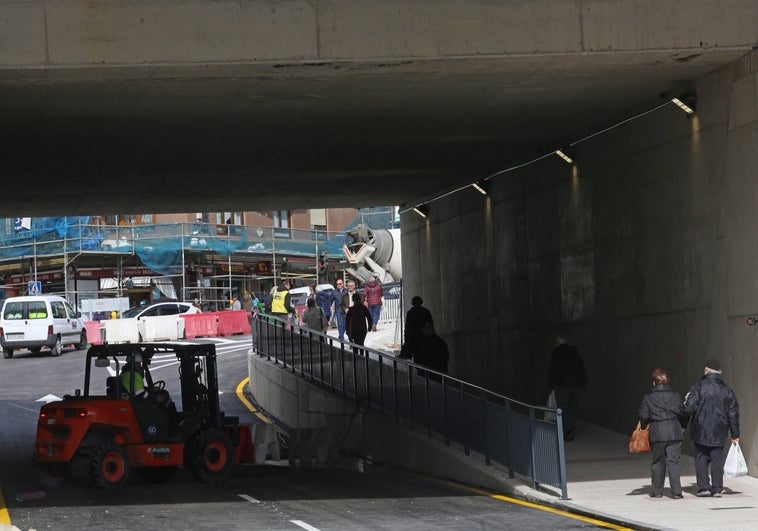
[{"xmin": 178, "ymin": 346, "xmax": 221, "ymax": 428}]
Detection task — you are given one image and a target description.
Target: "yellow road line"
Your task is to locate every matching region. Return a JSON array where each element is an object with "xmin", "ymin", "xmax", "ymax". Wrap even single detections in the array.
[
  {"xmin": 0, "ymin": 484, "xmax": 10, "ymax": 525},
  {"xmin": 235, "ymin": 377, "xmax": 272, "ymax": 424},
  {"xmin": 444, "ymin": 481, "xmax": 634, "ymax": 531}
]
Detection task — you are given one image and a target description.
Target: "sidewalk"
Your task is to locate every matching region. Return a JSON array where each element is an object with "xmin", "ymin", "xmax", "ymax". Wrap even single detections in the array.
[
  {"xmin": 546, "ymin": 421, "xmax": 758, "ymax": 530},
  {"xmin": 328, "ymin": 321, "xmax": 758, "ymax": 530}
]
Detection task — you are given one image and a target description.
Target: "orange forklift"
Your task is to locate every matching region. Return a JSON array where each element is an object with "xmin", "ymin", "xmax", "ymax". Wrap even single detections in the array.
[{"xmin": 34, "ymin": 342, "xmax": 255, "ymax": 488}]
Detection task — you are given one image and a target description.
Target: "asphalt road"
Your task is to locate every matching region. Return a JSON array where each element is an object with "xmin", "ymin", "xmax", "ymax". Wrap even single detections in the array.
[{"xmin": 0, "ymin": 336, "xmax": 620, "ymax": 530}]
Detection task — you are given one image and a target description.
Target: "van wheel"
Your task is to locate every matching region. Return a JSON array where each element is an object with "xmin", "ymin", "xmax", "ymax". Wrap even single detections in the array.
[
  {"xmin": 50, "ymin": 336, "xmax": 63, "ymax": 357},
  {"xmin": 3, "ymin": 348, "xmax": 12, "ymax": 359},
  {"xmin": 76, "ymin": 331, "xmax": 88, "ymax": 350}
]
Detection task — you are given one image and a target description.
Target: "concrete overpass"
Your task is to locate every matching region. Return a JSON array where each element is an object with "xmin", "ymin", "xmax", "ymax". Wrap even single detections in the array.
[{"xmin": 2, "ymin": 1, "xmax": 758, "ymax": 469}]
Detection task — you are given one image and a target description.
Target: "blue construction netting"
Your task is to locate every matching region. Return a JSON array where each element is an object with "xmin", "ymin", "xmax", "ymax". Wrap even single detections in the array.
[{"xmin": 0, "ymin": 210, "xmax": 393, "ymax": 276}]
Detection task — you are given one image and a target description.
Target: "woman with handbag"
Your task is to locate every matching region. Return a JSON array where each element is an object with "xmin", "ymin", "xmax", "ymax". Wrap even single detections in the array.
[{"xmin": 638, "ymin": 368, "xmax": 688, "ymax": 499}]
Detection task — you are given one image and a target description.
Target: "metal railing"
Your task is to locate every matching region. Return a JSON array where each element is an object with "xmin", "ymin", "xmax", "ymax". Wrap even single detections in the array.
[{"xmin": 252, "ymin": 313, "xmax": 568, "ymax": 499}]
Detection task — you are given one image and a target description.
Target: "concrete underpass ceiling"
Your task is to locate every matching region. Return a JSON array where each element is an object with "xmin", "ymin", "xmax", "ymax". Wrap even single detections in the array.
[{"xmin": 0, "ymin": 49, "xmax": 746, "ymax": 217}]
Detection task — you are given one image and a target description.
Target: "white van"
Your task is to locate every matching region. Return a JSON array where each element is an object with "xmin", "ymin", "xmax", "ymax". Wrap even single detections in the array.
[{"xmin": 0, "ymin": 295, "xmax": 88, "ymax": 358}]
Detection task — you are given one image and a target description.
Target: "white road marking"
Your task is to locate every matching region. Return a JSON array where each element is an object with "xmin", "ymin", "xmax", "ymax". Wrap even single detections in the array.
[
  {"xmin": 238, "ymin": 494, "xmax": 260, "ymax": 503},
  {"xmin": 290, "ymin": 521, "xmax": 320, "ymax": 531}
]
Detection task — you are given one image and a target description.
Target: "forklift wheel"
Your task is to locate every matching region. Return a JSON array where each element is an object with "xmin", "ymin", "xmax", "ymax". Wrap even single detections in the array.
[
  {"xmin": 90, "ymin": 443, "xmax": 130, "ymax": 488},
  {"xmin": 187, "ymin": 428, "xmax": 233, "ymax": 484}
]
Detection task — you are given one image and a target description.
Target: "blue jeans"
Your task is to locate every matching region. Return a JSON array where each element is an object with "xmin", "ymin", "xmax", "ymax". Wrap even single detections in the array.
[
  {"xmin": 369, "ymin": 305, "xmax": 382, "ymax": 327},
  {"xmin": 335, "ymin": 311, "xmax": 346, "ymax": 340}
]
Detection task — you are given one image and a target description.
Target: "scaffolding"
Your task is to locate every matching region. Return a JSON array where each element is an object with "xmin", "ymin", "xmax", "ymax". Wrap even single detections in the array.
[{"xmin": 0, "ymin": 219, "xmax": 348, "ymax": 312}]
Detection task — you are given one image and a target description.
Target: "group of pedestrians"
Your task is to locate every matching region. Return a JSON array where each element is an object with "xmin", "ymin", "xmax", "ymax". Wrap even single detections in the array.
[
  {"xmin": 638, "ymin": 358, "xmax": 740, "ymax": 499},
  {"xmin": 319, "ymin": 278, "xmax": 382, "ymax": 347},
  {"xmin": 264, "ymin": 278, "xmax": 450, "ymax": 374}
]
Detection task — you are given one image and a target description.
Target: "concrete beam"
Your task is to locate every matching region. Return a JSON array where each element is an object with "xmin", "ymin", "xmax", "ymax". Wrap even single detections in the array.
[{"xmin": 2, "ymin": 1, "xmax": 756, "ymax": 70}]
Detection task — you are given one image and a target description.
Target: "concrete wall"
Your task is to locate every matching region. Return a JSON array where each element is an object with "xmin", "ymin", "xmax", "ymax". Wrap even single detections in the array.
[
  {"xmin": 402, "ymin": 49, "xmax": 758, "ymax": 469},
  {"xmin": 2, "ymin": 1, "xmax": 756, "ymax": 68},
  {"xmin": 247, "ymin": 350, "xmax": 515, "ymax": 492}
]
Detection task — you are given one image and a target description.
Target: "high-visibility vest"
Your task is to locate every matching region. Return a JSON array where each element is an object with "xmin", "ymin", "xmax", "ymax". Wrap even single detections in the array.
[
  {"xmin": 120, "ymin": 370, "xmax": 145, "ymax": 395},
  {"xmin": 271, "ymin": 290, "xmax": 289, "ymax": 314}
]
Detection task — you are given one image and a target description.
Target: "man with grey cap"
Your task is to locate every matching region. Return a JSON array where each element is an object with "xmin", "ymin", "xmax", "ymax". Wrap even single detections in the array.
[{"xmin": 683, "ymin": 358, "xmax": 740, "ymax": 497}]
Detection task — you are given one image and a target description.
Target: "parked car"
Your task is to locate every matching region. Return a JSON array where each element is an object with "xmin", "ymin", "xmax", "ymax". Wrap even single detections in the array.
[
  {"xmin": 0, "ymin": 295, "xmax": 87, "ymax": 358},
  {"xmin": 121, "ymin": 300, "xmax": 199, "ymax": 319},
  {"xmin": 119, "ymin": 299, "xmax": 200, "ymax": 342}
]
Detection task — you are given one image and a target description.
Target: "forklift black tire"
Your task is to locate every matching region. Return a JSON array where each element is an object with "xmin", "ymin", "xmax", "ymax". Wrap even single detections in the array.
[
  {"xmin": 90, "ymin": 442, "xmax": 130, "ymax": 488},
  {"xmin": 3, "ymin": 348, "xmax": 13, "ymax": 359},
  {"xmin": 187, "ymin": 428, "xmax": 233, "ymax": 484},
  {"xmin": 137, "ymin": 466, "xmax": 178, "ymax": 483}
]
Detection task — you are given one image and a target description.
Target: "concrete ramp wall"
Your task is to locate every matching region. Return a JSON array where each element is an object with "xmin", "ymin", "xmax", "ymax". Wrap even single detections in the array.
[{"xmin": 248, "ymin": 351, "xmax": 513, "ymax": 492}]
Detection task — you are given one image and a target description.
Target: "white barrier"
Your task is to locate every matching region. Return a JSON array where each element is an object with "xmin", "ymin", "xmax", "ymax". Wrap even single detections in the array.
[
  {"xmin": 252, "ymin": 423, "xmax": 281, "ymax": 463},
  {"xmin": 141, "ymin": 315, "xmax": 184, "ymax": 341},
  {"xmin": 102, "ymin": 318, "xmax": 140, "ymax": 343}
]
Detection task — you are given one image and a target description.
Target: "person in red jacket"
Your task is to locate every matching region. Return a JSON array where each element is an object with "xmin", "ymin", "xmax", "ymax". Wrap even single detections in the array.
[{"xmin": 363, "ymin": 278, "xmax": 384, "ymax": 331}]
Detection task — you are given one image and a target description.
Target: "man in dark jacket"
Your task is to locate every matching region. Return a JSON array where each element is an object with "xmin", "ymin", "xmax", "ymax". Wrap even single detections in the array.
[
  {"xmin": 639, "ymin": 368, "xmax": 687, "ymax": 499},
  {"xmin": 400, "ymin": 296, "xmax": 434, "ymax": 359},
  {"xmin": 548, "ymin": 336, "xmax": 587, "ymax": 441},
  {"xmin": 683, "ymin": 358, "xmax": 740, "ymax": 498},
  {"xmin": 413, "ymin": 321, "xmax": 449, "ymax": 375}
]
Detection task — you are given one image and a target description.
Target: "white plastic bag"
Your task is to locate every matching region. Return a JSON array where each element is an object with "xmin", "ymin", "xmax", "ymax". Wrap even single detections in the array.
[
  {"xmin": 724, "ymin": 441, "xmax": 748, "ymax": 478},
  {"xmin": 544, "ymin": 390, "xmax": 557, "ymax": 422}
]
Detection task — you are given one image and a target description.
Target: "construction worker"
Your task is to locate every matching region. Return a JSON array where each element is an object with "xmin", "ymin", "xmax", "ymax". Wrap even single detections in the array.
[
  {"xmin": 270, "ymin": 280, "xmax": 296, "ymax": 326},
  {"xmin": 120, "ymin": 354, "xmax": 146, "ymax": 397}
]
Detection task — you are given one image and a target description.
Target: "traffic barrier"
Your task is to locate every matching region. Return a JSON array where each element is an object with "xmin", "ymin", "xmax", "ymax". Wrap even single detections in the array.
[
  {"xmin": 85, "ymin": 321, "xmax": 104, "ymax": 346},
  {"xmin": 102, "ymin": 318, "xmax": 140, "ymax": 344},
  {"xmin": 252, "ymin": 423, "xmax": 280, "ymax": 463},
  {"xmin": 142, "ymin": 315, "xmax": 182, "ymax": 341},
  {"xmin": 181, "ymin": 312, "xmax": 219, "ymax": 339},
  {"xmin": 228, "ymin": 424, "xmax": 255, "ymax": 465},
  {"xmin": 217, "ymin": 310, "xmax": 250, "ymax": 336}
]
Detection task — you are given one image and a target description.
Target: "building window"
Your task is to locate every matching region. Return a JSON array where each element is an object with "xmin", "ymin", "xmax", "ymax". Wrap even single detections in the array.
[
  {"xmin": 211, "ymin": 212, "xmax": 242, "ymax": 225},
  {"xmin": 312, "ymin": 224, "xmax": 327, "ymax": 241},
  {"xmin": 273, "ymin": 210, "xmax": 290, "ymax": 229},
  {"xmin": 273, "ymin": 210, "xmax": 291, "ymax": 239}
]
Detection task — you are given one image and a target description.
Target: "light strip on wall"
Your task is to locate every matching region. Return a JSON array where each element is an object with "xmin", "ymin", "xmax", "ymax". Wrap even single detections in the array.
[
  {"xmin": 399, "ymin": 94, "xmax": 695, "ymax": 217},
  {"xmin": 554, "ymin": 149, "xmax": 574, "ymax": 164},
  {"xmin": 671, "ymin": 95, "xmax": 696, "ymax": 115},
  {"xmin": 471, "ymin": 181, "xmax": 488, "ymax": 195}
]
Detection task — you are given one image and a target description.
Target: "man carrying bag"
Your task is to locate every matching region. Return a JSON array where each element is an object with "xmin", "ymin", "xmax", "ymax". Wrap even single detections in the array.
[{"xmin": 683, "ymin": 358, "xmax": 740, "ymax": 498}]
